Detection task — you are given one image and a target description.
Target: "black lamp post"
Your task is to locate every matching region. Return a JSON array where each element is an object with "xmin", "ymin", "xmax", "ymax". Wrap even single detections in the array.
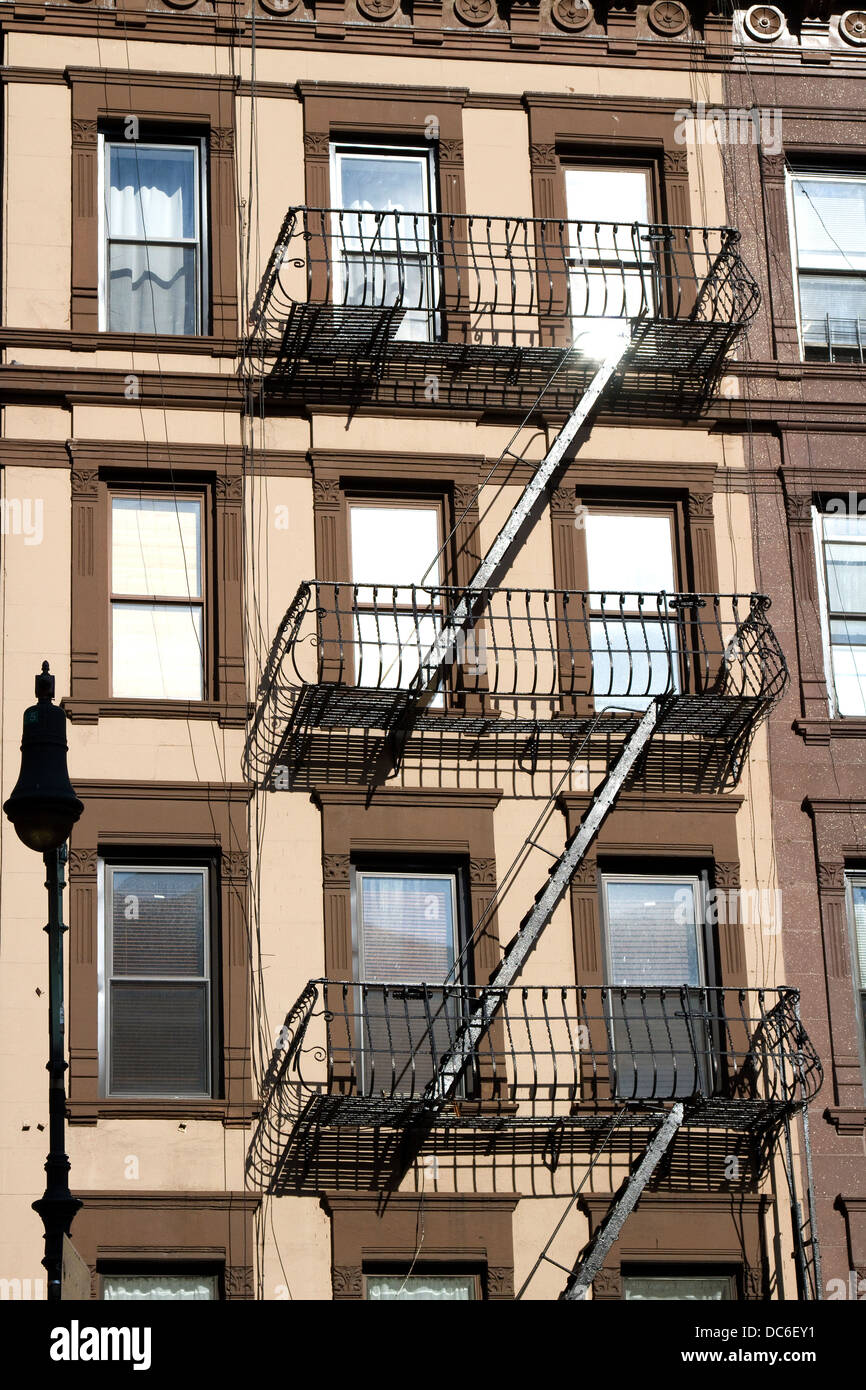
[{"xmin": 3, "ymin": 662, "xmax": 84, "ymax": 1302}]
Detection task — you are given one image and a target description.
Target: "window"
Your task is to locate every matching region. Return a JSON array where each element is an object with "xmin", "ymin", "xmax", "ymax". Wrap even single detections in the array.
[
  {"xmin": 564, "ymin": 165, "xmax": 655, "ymax": 357},
  {"xmin": 101, "ymin": 1270, "xmax": 219, "ymax": 1300},
  {"xmin": 100, "ymin": 864, "xmax": 216, "ymax": 1098},
  {"xmin": 623, "ymin": 1270, "xmax": 736, "ymax": 1300},
  {"xmin": 365, "ymin": 1271, "xmax": 479, "ymax": 1301},
  {"xmin": 601, "ymin": 873, "xmax": 710, "ymax": 1098},
  {"xmin": 110, "ymin": 494, "xmax": 205, "ymax": 700},
  {"xmin": 846, "ymin": 874, "xmax": 866, "ymax": 1077},
  {"xmin": 349, "ymin": 496, "xmax": 446, "ymax": 702},
  {"xmin": 583, "ymin": 509, "xmax": 679, "ymax": 711},
  {"xmin": 789, "ymin": 171, "xmax": 866, "ymax": 362},
  {"xmin": 813, "ymin": 504, "xmax": 866, "ymax": 716},
  {"xmin": 330, "ymin": 142, "xmax": 438, "ymax": 342},
  {"xmin": 99, "ymin": 136, "xmax": 208, "ymax": 334},
  {"xmin": 352, "ymin": 867, "xmax": 464, "ymax": 1095}
]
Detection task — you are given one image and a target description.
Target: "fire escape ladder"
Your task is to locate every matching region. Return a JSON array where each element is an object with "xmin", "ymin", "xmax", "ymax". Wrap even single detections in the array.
[
  {"xmin": 377, "ymin": 337, "xmax": 631, "ymax": 781},
  {"xmin": 559, "ymin": 1102, "xmax": 685, "ymax": 1300},
  {"xmin": 421, "ymin": 699, "xmax": 660, "ymax": 1107}
]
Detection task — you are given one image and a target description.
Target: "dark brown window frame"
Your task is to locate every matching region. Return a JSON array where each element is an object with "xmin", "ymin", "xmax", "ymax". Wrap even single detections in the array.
[
  {"xmin": 66, "ymin": 449, "xmax": 247, "ymax": 727},
  {"xmin": 71, "ymin": 1191, "xmax": 260, "ymax": 1300},
  {"xmin": 68, "ymin": 68, "xmax": 238, "ymax": 343},
  {"xmin": 67, "ymin": 780, "xmax": 253, "ymax": 1126},
  {"xmin": 323, "ymin": 1191, "xmax": 518, "ymax": 1301},
  {"xmin": 580, "ymin": 1193, "xmax": 771, "ymax": 1301},
  {"xmin": 108, "ymin": 485, "xmax": 210, "ymax": 705},
  {"xmin": 560, "ymin": 792, "xmax": 746, "ymax": 994}
]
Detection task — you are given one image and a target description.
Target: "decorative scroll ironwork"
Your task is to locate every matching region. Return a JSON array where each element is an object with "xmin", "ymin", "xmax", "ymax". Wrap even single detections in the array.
[
  {"xmin": 246, "ymin": 981, "xmax": 822, "ymax": 1188},
  {"xmin": 243, "ymin": 587, "xmax": 788, "ymax": 789},
  {"xmin": 247, "ymin": 208, "xmax": 760, "ymax": 411}
]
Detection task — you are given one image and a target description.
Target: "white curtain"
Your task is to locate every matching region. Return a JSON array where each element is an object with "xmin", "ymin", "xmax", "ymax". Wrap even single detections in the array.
[
  {"xmin": 366, "ymin": 1275, "xmax": 475, "ymax": 1301},
  {"xmin": 103, "ymin": 1274, "xmax": 217, "ymax": 1300}
]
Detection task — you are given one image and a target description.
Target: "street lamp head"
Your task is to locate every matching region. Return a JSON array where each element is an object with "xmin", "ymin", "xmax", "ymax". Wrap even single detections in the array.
[{"xmin": 3, "ymin": 662, "xmax": 84, "ymax": 853}]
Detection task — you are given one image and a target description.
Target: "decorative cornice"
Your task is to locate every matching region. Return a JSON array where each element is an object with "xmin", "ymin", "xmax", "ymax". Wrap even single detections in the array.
[
  {"xmin": 357, "ymin": 0, "xmax": 399, "ymax": 18},
  {"xmin": 454, "ymin": 0, "xmax": 497, "ymax": 24},
  {"xmin": 551, "ymin": 0, "xmax": 593, "ymax": 30}
]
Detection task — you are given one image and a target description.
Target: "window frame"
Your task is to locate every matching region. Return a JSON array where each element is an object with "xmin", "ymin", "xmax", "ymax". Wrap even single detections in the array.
[
  {"xmin": 107, "ymin": 485, "xmax": 210, "ymax": 703},
  {"xmin": 328, "ymin": 139, "xmax": 440, "ymax": 342},
  {"xmin": 786, "ymin": 167, "xmax": 866, "ymax": 363},
  {"xmin": 97, "ymin": 131, "xmax": 210, "ymax": 336},
  {"xmin": 563, "ymin": 161, "xmax": 659, "ymax": 334},
  {"xmin": 812, "ymin": 501, "xmax": 866, "ymax": 718},
  {"xmin": 580, "ymin": 503, "xmax": 683, "ymax": 711},
  {"xmin": 845, "ymin": 871, "xmax": 866, "ymax": 1094},
  {"xmin": 347, "ymin": 491, "xmax": 448, "ymax": 699},
  {"xmin": 98, "ymin": 859, "xmax": 220, "ymax": 1101}
]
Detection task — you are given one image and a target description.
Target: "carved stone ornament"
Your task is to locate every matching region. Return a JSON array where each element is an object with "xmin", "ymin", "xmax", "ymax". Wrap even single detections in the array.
[
  {"xmin": 687, "ymin": 491, "xmax": 715, "ymax": 519},
  {"xmin": 162, "ymin": 0, "xmax": 200, "ymax": 9},
  {"xmin": 259, "ymin": 0, "xmax": 302, "ymax": 12},
  {"xmin": 68, "ymin": 849, "xmax": 98, "ymax": 877},
  {"xmin": 840, "ymin": 9, "xmax": 866, "ymax": 42},
  {"xmin": 551, "ymin": 0, "xmax": 592, "ymax": 29},
  {"xmin": 438, "ymin": 139, "xmax": 464, "ymax": 163},
  {"xmin": 332, "ymin": 1265, "xmax": 364, "ymax": 1297},
  {"xmin": 358, "ymin": 0, "xmax": 400, "ymax": 18},
  {"xmin": 486, "ymin": 1266, "xmax": 515, "ymax": 1297},
  {"xmin": 592, "ymin": 1267, "xmax": 623, "ymax": 1297},
  {"xmin": 222, "ymin": 851, "xmax": 250, "ymax": 882},
  {"xmin": 454, "ymin": 483, "xmax": 480, "ymax": 514},
  {"xmin": 224, "ymin": 1265, "xmax": 255, "ymax": 1299},
  {"xmin": 323, "ymin": 853, "xmax": 351, "ymax": 885},
  {"xmin": 663, "ymin": 149, "xmax": 688, "ymax": 176},
  {"xmin": 647, "ymin": 0, "xmax": 688, "ymax": 33},
  {"xmin": 454, "ymin": 0, "xmax": 496, "ymax": 24},
  {"xmin": 529, "ymin": 142, "xmax": 557, "ymax": 170},
  {"xmin": 216, "ymin": 474, "xmax": 244, "ymax": 501},
  {"xmin": 71, "ymin": 119, "xmax": 98, "ymax": 147},
  {"xmin": 713, "ymin": 861, "xmax": 741, "ymax": 889},
  {"xmin": 313, "ymin": 477, "xmax": 341, "ymax": 506},
  {"xmin": 71, "ymin": 469, "xmax": 99, "ymax": 499},
  {"xmin": 210, "ymin": 128, "xmax": 235, "ymax": 155},
  {"xmin": 744, "ymin": 4, "xmax": 784, "ymax": 40},
  {"xmin": 470, "ymin": 857, "xmax": 498, "ymax": 887},
  {"xmin": 818, "ymin": 862, "xmax": 845, "ymax": 892},
  {"xmin": 304, "ymin": 133, "xmax": 332, "ymax": 158},
  {"xmin": 783, "ymin": 492, "xmax": 814, "ymax": 523}
]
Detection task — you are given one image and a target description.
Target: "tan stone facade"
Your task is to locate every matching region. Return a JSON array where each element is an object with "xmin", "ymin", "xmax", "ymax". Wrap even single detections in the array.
[{"xmin": 0, "ymin": 3, "xmax": 858, "ymax": 1304}]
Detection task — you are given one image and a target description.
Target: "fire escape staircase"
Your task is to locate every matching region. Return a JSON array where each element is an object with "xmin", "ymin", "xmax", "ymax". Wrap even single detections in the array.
[{"xmin": 244, "ymin": 205, "xmax": 824, "ymax": 1298}]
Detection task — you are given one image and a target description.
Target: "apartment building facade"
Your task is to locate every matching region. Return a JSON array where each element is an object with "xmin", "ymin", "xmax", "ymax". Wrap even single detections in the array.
[{"xmin": 0, "ymin": 0, "xmax": 860, "ymax": 1302}]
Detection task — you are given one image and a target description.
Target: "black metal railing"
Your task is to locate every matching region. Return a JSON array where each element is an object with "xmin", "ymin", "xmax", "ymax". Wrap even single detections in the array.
[
  {"xmin": 259, "ymin": 981, "xmax": 821, "ymax": 1118},
  {"xmin": 264, "ymin": 585, "xmax": 786, "ymax": 711},
  {"xmin": 251, "ymin": 208, "xmax": 760, "ymax": 350}
]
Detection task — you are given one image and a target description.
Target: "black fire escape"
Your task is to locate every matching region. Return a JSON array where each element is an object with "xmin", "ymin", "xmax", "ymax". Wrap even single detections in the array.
[{"xmin": 243, "ymin": 203, "xmax": 823, "ymax": 1299}]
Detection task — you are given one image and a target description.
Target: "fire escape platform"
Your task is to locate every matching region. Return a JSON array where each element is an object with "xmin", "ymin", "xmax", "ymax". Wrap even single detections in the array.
[{"xmin": 249, "ymin": 209, "xmax": 760, "ymax": 415}]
